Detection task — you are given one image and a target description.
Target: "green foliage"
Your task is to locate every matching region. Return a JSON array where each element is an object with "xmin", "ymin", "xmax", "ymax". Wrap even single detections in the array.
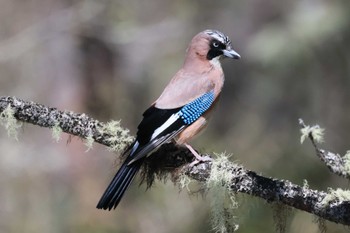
[
  {"xmin": 0, "ymin": 104, "xmax": 22, "ymax": 140},
  {"xmin": 207, "ymin": 154, "xmax": 239, "ymax": 233},
  {"xmin": 98, "ymin": 120, "xmax": 134, "ymax": 152}
]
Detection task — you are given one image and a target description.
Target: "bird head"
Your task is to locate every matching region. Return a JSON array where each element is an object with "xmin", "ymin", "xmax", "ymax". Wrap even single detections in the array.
[
  {"xmin": 204, "ymin": 30, "xmax": 241, "ymax": 60},
  {"xmin": 186, "ymin": 29, "xmax": 240, "ymax": 64}
]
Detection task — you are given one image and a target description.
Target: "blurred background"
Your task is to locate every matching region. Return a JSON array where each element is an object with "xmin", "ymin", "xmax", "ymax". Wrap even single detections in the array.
[{"xmin": 0, "ymin": 0, "xmax": 349, "ymax": 232}]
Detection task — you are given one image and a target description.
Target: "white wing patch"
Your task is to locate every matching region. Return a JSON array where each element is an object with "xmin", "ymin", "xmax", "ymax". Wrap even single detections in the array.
[
  {"xmin": 130, "ymin": 141, "xmax": 139, "ymax": 155},
  {"xmin": 150, "ymin": 113, "xmax": 180, "ymax": 140}
]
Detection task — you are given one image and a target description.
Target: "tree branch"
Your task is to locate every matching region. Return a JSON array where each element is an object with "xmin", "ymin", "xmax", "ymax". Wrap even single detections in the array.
[
  {"xmin": 1, "ymin": 96, "xmax": 349, "ymax": 226},
  {"xmin": 0, "ymin": 96, "xmax": 118, "ymax": 147},
  {"xmin": 299, "ymin": 118, "xmax": 350, "ymax": 179}
]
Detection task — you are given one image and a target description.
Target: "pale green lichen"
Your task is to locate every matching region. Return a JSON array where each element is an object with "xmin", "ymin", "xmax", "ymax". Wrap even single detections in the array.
[
  {"xmin": 313, "ymin": 217, "xmax": 327, "ymax": 233},
  {"xmin": 84, "ymin": 132, "xmax": 94, "ymax": 152},
  {"xmin": 207, "ymin": 154, "xmax": 239, "ymax": 233},
  {"xmin": 320, "ymin": 188, "xmax": 350, "ymax": 207},
  {"xmin": 98, "ymin": 120, "xmax": 134, "ymax": 152},
  {"xmin": 178, "ymin": 173, "xmax": 192, "ymax": 192},
  {"xmin": 300, "ymin": 125, "xmax": 325, "ymax": 144},
  {"xmin": 302, "ymin": 179, "xmax": 309, "ymax": 189},
  {"xmin": 51, "ymin": 122, "xmax": 62, "ymax": 142},
  {"xmin": 0, "ymin": 104, "xmax": 22, "ymax": 140},
  {"xmin": 343, "ymin": 150, "xmax": 350, "ymax": 177},
  {"xmin": 272, "ymin": 202, "xmax": 292, "ymax": 233}
]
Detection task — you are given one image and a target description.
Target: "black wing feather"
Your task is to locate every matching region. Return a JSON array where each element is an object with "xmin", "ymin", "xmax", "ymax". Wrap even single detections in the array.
[
  {"xmin": 97, "ymin": 106, "xmax": 187, "ymax": 209},
  {"xmin": 136, "ymin": 106, "xmax": 181, "ymax": 145}
]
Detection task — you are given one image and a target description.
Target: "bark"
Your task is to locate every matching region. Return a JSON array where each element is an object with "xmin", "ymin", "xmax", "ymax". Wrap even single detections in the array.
[{"xmin": 1, "ymin": 96, "xmax": 349, "ymax": 226}]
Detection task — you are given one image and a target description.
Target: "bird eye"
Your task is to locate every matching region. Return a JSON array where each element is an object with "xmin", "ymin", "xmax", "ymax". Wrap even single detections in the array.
[{"xmin": 213, "ymin": 41, "xmax": 220, "ymax": 48}]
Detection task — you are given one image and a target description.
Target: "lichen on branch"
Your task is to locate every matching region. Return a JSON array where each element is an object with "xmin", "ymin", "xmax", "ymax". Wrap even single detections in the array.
[
  {"xmin": 1, "ymin": 96, "xmax": 350, "ymax": 227},
  {"xmin": 0, "ymin": 104, "xmax": 22, "ymax": 140}
]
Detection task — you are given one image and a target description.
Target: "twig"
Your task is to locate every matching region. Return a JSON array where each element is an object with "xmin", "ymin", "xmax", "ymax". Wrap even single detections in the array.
[{"xmin": 298, "ymin": 118, "xmax": 350, "ymax": 179}]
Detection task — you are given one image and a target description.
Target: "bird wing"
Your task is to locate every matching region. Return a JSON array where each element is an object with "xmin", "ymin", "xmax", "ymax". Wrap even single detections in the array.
[{"xmin": 127, "ymin": 90, "xmax": 216, "ymax": 164}]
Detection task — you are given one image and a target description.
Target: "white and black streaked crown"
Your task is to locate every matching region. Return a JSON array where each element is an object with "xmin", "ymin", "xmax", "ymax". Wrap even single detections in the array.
[{"xmin": 204, "ymin": 29, "xmax": 232, "ymax": 47}]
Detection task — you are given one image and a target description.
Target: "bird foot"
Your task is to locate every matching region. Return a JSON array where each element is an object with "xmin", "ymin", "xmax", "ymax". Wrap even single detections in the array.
[{"xmin": 185, "ymin": 143, "xmax": 212, "ymax": 166}]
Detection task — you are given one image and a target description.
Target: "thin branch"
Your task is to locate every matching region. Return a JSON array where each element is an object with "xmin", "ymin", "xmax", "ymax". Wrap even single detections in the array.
[
  {"xmin": 185, "ymin": 158, "xmax": 350, "ymax": 226},
  {"xmin": 1, "ymin": 96, "xmax": 350, "ymax": 226},
  {"xmin": 298, "ymin": 118, "xmax": 350, "ymax": 179}
]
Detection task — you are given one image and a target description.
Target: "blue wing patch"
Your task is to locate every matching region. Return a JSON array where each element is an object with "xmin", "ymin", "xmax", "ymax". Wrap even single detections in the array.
[
  {"xmin": 126, "ymin": 91, "xmax": 215, "ymax": 164},
  {"xmin": 179, "ymin": 91, "xmax": 215, "ymax": 125}
]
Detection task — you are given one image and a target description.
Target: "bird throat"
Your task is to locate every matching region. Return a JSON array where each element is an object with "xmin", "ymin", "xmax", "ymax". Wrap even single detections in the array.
[{"xmin": 209, "ymin": 56, "xmax": 222, "ymax": 69}]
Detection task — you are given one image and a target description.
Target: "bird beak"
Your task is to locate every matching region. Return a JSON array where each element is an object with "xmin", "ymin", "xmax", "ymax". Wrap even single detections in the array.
[{"xmin": 222, "ymin": 48, "xmax": 241, "ymax": 59}]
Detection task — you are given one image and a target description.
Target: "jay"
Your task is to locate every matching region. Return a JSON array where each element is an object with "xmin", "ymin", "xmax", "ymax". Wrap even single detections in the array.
[{"xmin": 97, "ymin": 29, "xmax": 240, "ymax": 210}]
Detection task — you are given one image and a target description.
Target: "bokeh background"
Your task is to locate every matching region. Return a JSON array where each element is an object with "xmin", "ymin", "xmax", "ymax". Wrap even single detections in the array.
[{"xmin": 0, "ymin": 0, "xmax": 349, "ymax": 232}]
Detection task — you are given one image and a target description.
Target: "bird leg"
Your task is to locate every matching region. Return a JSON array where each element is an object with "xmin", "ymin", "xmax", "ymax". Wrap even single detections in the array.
[{"xmin": 184, "ymin": 143, "xmax": 212, "ymax": 166}]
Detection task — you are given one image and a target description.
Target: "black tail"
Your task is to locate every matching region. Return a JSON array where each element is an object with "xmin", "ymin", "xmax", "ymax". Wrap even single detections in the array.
[{"xmin": 96, "ymin": 159, "xmax": 142, "ymax": 210}]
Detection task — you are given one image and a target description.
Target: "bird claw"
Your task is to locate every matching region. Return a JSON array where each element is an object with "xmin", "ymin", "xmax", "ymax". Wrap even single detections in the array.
[
  {"xmin": 185, "ymin": 143, "xmax": 212, "ymax": 166},
  {"xmin": 189, "ymin": 155, "xmax": 212, "ymax": 167}
]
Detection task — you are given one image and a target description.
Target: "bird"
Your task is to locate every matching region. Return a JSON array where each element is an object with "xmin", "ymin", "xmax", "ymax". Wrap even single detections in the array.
[{"xmin": 96, "ymin": 29, "xmax": 240, "ymax": 210}]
